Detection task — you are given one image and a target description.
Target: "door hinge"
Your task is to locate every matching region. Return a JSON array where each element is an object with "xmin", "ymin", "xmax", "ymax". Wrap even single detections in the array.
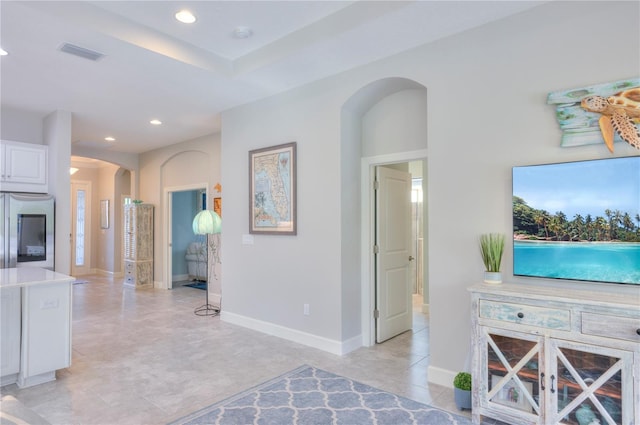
[
  {"xmin": 373, "ymin": 245, "xmax": 379, "ymax": 254},
  {"xmin": 373, "ymin": 179, "xmax": 379, "ymax": 190},
  {"xmin": 374, "ymin": 309, "xmax": 379, "ymax": 319}
]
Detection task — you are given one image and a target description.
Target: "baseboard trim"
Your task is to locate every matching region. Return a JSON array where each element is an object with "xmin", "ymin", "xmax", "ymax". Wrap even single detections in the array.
[
  {"xmin": 93, "ymin": 269, "xmax": 123, "ymax": 278},
  {"xmin": 172, "ymin": 274, "xmax": 189, "ymax": 282},
  {"xmin": 428, "ymin": 365, "xmax": 455, "ymax": 389},
  {"xmin": 221, "ymin": 311, "xmax": 361, "ymax": 355}
]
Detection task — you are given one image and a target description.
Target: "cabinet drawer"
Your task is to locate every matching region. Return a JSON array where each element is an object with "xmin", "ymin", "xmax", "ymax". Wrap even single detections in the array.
[
  {"xmin": 582, "ymin": 312, "xmax": 640, "ymax": 343},
  {"xmin": 124, "ymin": 275, "xmax": 135, "ymax": 285},
  {"xmin": 479, "ymin": 300, "xmax": 570, "ymax": 331}
]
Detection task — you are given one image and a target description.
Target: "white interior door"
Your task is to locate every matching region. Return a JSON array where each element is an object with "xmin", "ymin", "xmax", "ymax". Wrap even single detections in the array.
[
  {"xmin": 375, "ymin": 166, "xmax": 412, "ymax": 343},
  {"xmin": 71, "ymin": 181, "xmax": 92, "ymax": 276}
]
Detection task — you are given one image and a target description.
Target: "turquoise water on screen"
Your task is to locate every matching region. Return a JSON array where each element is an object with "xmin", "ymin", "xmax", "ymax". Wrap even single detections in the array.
[{"xmin": 514, "ymin": 241, "xmax": 640, "ymax": 284}]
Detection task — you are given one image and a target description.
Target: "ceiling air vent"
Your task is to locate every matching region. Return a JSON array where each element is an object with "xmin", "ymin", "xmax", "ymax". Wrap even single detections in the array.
[{"xmin": 59, "ymin": 43, "xmax": 104, "ymax": 61}]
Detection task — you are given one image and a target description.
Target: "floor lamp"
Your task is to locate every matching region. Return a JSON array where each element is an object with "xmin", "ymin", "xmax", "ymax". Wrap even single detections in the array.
[{"xmin": 192, "ymin": 209, "xmax": 222, "ymax": 316}]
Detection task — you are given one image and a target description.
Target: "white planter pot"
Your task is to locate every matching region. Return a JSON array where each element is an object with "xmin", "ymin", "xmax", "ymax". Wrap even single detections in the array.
[{"xmin": 483, "ymin": 271, "xmax": 502, "ymax": 285}]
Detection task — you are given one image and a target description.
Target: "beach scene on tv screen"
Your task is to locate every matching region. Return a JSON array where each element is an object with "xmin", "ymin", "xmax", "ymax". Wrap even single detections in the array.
[{"xmin": 513, "ymin": 156, "xmax": 640, "ymax": 285}]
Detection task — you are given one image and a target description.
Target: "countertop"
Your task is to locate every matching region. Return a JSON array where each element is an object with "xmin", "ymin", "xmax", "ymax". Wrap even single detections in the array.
[{"xmin": 0, "ymin": 267, "xmax": 74, "ymax": 288}]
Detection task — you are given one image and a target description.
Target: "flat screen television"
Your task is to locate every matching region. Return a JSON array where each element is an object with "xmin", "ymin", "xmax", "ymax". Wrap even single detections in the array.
[{"xmin": 512, "ymin": 156, "xmax": 640, "ymax": 285}]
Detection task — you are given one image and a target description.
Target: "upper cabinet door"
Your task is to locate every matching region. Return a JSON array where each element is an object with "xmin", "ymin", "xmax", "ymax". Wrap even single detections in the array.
[
  {"xmin": 0, "ymin": 141, "xmax": 48, "ymax": 193},
  {"xmin": 5, "ymin": 143, "xmax": 47, "ymax": 184}
]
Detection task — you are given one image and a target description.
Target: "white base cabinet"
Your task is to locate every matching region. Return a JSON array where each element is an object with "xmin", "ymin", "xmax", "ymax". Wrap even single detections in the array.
[
  {"xmin": 0, "ymin": 287, "xmax": 21, "ymax": 384},
  {"xmin": 0, "ymin": 268, "xmax": 73, "ymax": 389},
  {"xmin": 469, "ymin": 284, "xmax": 640, "ymax": 425},
  {"xmin": 18, "ymin": 282, "xmax": 72, "ymax": 388}
]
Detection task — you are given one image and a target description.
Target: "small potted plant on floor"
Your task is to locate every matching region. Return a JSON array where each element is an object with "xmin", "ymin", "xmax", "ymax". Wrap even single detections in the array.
[
  {"xmin": 453, "ymin": 372, "xmax": 472, "ymax": 411},
  {"xmin": 480, "ymin": 233, "xmax": 505, "ymax": 284}
]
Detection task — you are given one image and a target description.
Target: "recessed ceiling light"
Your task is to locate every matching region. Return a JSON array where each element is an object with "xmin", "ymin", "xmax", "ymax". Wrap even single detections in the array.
[
  {"xmin": 150, "ymin": 119, "xmax": 162, "ymax": 125},
  {"xmin": 175, "ymin": 10, "xmax": 196, "ymax": 24},
  {"xmin": 105, "ymin": 137, "xmax": 115, "ymax": 142},
  {"xmin": 233, "ymin": 26, "xmax": 253, "ymax": 39},
  {"xmin": 0, "ymin": 48, "xmax": 8, "ymax": 56}
]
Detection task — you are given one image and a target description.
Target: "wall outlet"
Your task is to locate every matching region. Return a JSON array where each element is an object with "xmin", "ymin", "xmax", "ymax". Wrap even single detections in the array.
[{"xmin": 303, "ymin": 304, "xmax": 310, "ymax": 316}]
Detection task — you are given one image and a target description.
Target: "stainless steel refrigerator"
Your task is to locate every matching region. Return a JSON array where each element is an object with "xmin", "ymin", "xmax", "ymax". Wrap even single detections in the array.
[{"xmin": 0, "ymin": 193, "xmax": 55, "ymax": 270}]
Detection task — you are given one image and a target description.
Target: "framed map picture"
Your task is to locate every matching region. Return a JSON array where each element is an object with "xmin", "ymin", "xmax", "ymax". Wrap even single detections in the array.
[{"xmin": 249, "ymin": 142, "xmax": 297, "ymax": 235}]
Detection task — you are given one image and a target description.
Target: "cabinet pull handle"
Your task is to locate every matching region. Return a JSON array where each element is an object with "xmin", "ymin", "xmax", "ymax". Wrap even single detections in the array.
[
  {"xmin": 636, "ymin": 329, "xmax": 640, "ymax": 336},
  {"xmin": 540, "ymin": 373, "xmax": 545, "ymax": 391},
  {"xmin": 550, "ymin": 375, "xmax": 556, "ymax": 394},
  {"xmin": 517, "ymin": 312, "xmax": 524, "ymax": 319}
]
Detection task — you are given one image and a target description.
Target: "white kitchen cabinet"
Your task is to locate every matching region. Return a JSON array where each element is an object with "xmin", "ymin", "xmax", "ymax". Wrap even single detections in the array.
[
  {"xmin": 0, "ymin": 286, "xmax": 21, "ymax": 384},
  {"xmin": 0, "ymin": 268, "xmax": 73, "ymax": 389},
  {"xmin": 469, "ymin": 284, "xmax": 640, "ymax": 425},
  {"xmin": 0, "ymin": 140, "xmax": 48, "ymax": 193},
  {"xmin": 123, "ymin": 203, "xmax": 153, "ymax": 287}
]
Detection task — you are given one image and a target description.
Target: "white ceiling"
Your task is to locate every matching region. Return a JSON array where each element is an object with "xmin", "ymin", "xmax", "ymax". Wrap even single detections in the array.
[{"xmin": 0, "ymin": 1, "xmax": 545, "ymax": 154}]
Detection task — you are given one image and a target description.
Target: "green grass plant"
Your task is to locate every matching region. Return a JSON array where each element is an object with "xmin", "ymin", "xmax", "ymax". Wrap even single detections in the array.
[{"xmin": 480, "ymin": 233, "xmax": 505, "ymax": 272}]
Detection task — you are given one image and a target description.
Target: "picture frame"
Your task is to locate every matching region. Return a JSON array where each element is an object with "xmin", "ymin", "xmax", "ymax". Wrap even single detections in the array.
[
  {"xmin": 490, "ymin": 374, "xmax": 534, "ymax": 413},
  {"xmin": 248, "ymin": 142, "xmax": 296, "ymax": 235},
  {"xmin": 214, "ymin": 197, "xmax": 222, "ymax": 217},
  {"xmin": 100, "ymin": 199, "xmax": 109, "ymax": 229}
]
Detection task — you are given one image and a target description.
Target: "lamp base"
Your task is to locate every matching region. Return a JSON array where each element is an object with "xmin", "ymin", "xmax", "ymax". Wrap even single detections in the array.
[{"xmin": 194, "ymin": 303, "xmax": 220, "ymax": 317}]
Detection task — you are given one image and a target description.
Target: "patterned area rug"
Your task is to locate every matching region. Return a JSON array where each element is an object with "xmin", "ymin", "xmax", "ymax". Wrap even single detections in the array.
[{"xmin": 169, "ymin": 365, "xmax": 477, "ymax": 425}]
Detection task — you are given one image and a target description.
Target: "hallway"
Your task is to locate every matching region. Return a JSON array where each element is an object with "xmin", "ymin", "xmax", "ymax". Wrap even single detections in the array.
[{"xmin": 1, "ymin": 275, "xmax": 465, "ymax": 424}]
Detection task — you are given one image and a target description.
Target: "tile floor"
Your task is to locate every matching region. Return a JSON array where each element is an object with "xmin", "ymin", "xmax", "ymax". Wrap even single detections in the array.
[{"xmin": 1, "ymin": 275, "xmax": 469, "ymax": 424}]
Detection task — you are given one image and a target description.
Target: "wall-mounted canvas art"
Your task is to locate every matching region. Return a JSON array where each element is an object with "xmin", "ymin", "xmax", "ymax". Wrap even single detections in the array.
[{"xmin": 547, "ymin": 78, "xmax": 640, "ymax": 149}]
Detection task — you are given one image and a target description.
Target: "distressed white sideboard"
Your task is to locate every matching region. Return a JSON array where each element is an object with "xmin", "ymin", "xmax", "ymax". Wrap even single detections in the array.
[
  {"xmin": 469, "ymin": 283, "xmax": 640, "ymax": 425},
  {"xmin": 123, "ymin": 203, "xmax": 153, "ymax": 287}
]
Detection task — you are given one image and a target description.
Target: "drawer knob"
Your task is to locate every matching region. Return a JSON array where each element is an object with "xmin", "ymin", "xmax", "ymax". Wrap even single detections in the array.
[{"xmin": 517, "ymin": 312, "xmax": 524, "ymax": 319}]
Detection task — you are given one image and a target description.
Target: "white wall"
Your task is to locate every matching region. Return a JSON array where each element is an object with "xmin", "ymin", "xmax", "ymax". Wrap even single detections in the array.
[
  {"xmin": 362, "ymin": 89, "xmax": 428, "ymax": 157},
  {"xmin": 220, "ymin": 1, "xmax": 640, "ymax": 374},
  {"xmin": 95, "ymin": 163, "xmax": 119, "ymax": 273},
  {"xmin": 44, "ymin": 111, "xmax": 72, "ymax": 274},
  {"xmin": 0, "ymin": 107, "xmax": 44, "ymax": 144}
]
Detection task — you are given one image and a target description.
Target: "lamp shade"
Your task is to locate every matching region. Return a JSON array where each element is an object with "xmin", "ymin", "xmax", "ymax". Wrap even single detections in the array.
[{"xmin": 192, "ymin": 210, "xmax": 222, "ymax": 235}]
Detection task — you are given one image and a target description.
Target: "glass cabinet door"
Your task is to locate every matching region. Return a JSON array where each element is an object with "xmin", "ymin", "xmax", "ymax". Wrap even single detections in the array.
[
  {"xmin": 548, "ymin": 340, "xmax": 632, "ymax": 425},
  {"xmin": 484, "ymin": 330, "xmax": 542, "ymax": 418}
]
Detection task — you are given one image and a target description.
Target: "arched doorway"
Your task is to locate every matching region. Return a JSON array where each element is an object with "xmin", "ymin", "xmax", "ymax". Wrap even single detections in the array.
[{"xmin": 340, "ymin": 77, "xmax": 428, "ymax": 346}]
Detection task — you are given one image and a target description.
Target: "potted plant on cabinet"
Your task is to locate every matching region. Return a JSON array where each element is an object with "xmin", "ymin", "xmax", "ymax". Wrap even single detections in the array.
[
  {"xmin": 453, "ymin": 372, "xmax": 472, "ymax": 411},
  {"xmin": 480, "ymin": 233, "xmax": 505, "ymax": 284}
]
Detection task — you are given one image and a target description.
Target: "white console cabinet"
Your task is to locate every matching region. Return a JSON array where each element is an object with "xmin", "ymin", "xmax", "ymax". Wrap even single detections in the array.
[
  {"xmin": 469, "ymin": 283, "xmax": 639, "ymax": 425},
  {"xmin": 0, "ymin": 140, "xmax": 48, "ymax": 193}
]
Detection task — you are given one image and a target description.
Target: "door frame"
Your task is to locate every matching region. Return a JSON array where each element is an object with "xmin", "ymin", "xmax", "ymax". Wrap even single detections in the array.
[
  {"xmin": 360, "ymin": 149, "xmax": 427, "ymax": 347},
  {"xmin": 162, "ymin": 183, "xmax": 208, "ymax": 290}
]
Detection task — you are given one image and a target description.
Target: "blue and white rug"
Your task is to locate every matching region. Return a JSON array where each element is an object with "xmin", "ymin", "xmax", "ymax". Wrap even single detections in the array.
[{"xmin": 169, "ymin": 365, "xmax": 479, "ymax": 425}]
